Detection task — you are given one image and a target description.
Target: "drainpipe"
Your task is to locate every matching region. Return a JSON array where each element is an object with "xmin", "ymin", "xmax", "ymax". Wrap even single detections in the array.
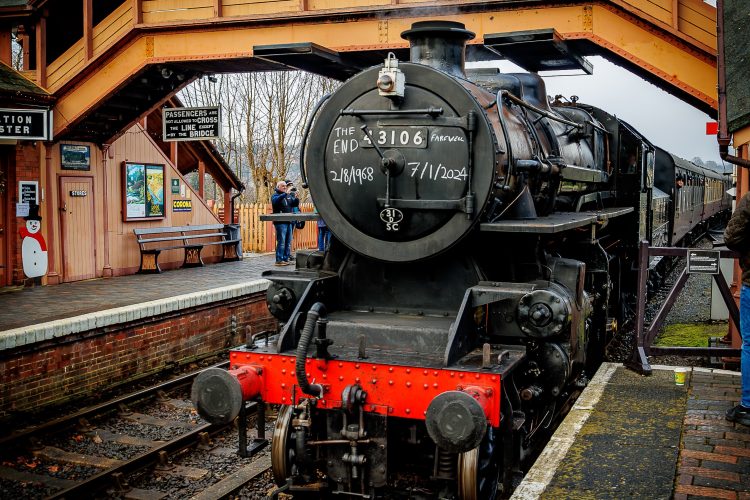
[
  {"xmin": 101, "ymin": 144, "xmax": 112, "ymax": 277},
  {"xmin": 717, "ymin": 0, "xmax": 750, "ymax": 168},
  {"xmin": 230, "ymin": 183, "xmax": 244, "ymax": 225}
]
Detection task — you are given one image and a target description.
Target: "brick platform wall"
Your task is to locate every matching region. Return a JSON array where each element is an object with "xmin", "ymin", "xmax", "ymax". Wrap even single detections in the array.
[{"xmin": 0, "ymin": 291, "xmax": 275, "ymax": 419}]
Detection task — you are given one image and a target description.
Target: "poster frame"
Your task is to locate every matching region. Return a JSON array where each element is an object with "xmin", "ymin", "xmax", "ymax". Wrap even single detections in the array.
[
  {"xmin": 121, "ymin": 161, "xmax": 166, "ymax": 222},
  {"xmin": 18, "ymin": 180, "xmax": 39, "ymax": 204},
  {"xmin": 60, "ymin": 144, "xmax": 91, "ymax": 171}
]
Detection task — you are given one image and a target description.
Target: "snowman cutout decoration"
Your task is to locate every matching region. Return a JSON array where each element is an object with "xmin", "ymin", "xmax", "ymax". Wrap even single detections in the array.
[{"xmin": 19, "ymin": 203, "xmax": 48, "ymax": 279}]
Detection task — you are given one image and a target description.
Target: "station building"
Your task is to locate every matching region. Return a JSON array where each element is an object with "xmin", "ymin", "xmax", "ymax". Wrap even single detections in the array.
[{"xmin": 0, "ymin": 1, "xmax": 243, "ymax": 288}]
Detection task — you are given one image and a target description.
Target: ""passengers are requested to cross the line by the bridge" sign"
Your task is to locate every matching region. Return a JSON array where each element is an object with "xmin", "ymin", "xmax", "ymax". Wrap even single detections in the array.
[{"xmin": 162, "ymin": 106, "xmax": 221, "ymax": 142}]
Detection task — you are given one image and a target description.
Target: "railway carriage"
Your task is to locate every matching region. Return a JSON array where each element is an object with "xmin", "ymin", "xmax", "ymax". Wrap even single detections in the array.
[{"xmin": 192, "ymin": 21, "xmax": 730, "ymax": 499}]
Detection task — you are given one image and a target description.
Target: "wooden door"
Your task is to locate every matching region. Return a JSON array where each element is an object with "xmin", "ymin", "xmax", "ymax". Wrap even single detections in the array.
[{"xmin": 60, "ymin": 177, "xmax": 96, "ymax": 282}]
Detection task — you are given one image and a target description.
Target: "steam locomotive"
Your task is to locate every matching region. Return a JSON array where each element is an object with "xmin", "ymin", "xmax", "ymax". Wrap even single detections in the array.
[{"xmin": 191, "ymin": 21, "xmax": 731, "ymax": 499}]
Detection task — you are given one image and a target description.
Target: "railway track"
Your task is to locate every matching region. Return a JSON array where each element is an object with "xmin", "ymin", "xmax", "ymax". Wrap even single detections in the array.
[{"xmin": 0, "ymin": 362, "xmax": 273, "ymax": 499}]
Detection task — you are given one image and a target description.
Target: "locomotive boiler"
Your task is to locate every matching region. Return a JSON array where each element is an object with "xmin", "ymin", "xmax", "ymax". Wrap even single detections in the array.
[{"xmin": 191, "ymin": 21, "xmax": 730, "ymax": 499}]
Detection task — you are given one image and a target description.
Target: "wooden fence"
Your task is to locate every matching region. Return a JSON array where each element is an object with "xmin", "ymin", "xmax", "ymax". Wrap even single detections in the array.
[{"xmin": 215, "ymin": 202, "xmax": 318, "ymax": 253}]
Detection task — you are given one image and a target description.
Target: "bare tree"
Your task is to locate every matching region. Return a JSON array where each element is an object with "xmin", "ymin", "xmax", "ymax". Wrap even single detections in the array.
[
  {"xmin": 11, "ymin": 30, "xmax": 23, "ymax": 71},
  {"xmin": 180, "ymin": 71, "xmax": 338, "ymax": 204},
  {"xmin": 246, "ymin": 71, "xmax": 338, "ymax": 203}
]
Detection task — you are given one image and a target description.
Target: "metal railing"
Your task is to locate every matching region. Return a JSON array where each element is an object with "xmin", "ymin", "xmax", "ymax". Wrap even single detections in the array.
[{"xmin": 628, "ymin": 240, "xmax": 741, "ymax": 375}]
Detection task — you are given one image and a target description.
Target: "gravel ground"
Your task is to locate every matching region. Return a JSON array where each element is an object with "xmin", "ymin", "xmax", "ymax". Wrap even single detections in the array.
[
  {"xmin": 130, "ymin": 418, "xmax": 275, "ymax": 499},
  {"xmin": 0, "ymin": 477, "xmax": 56, "ymax": 499},
  {"xmin": 46, "ymin": 432, "xmax": 151, "ymax": 461},
  {"xmin": 0, "ymin": 455, "xmax": 100, "ymax": 480},
  {"xmin": 143, "ymin": 399, "xmax": 204, "ymax": 425},
  {"xmin": 101, "ymin": 419, "xmax": 188, "ymax": 442},
  {"xmin": 234, "ymin": 470, "xmax": 278, "ymax": 499}
]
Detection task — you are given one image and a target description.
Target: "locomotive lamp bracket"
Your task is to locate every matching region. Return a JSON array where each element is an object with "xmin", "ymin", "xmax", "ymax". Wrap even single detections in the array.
[{"xmin": 377, "ymin": 52, "xmax": 405, "ymax": 99}]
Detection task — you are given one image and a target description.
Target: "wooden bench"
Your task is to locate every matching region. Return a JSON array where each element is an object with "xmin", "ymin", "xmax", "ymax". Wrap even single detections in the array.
[{"xmin": 133, "ymin": 224, "xmax": 241, "ymax": 273}]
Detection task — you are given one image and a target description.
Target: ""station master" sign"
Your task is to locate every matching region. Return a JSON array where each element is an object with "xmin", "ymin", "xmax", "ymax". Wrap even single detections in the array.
[
  {"xmin": 162, "ymin": 106, "xmax": 221, "ymax": 142},
  {"xmin": 0, "ymin": 108, "xmax": 53, "ymax": 141}
]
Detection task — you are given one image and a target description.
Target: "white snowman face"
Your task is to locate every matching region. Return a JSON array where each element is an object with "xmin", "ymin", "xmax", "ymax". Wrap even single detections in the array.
[{"xmin": 26, "ymin": 220, "xmax": 40, "ymax": 234}]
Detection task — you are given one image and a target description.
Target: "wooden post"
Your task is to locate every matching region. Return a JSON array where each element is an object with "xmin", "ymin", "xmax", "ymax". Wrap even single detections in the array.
[
  {"xmin": 83, "ymin": 0, "xmax": 93, "ymax": 61},
  {"xmin": 213, "ymin": 0, "xmax": 222, "ymax": 17},
  {"xmin": 133, "ymin": 0, "xmax": 143, "ymax": 25},
  {"xmin": 170, "ymin": 141, "xmax": 178, "ymax": 169},
  {"xmin": 672, "ymin": 0, "xmax": 679, "ymax": 29},
  {"xmin": 224, "ymin": 190, "xmax": 231, "ymax": 224},
  {"xmin": 101, "ymin": 145, "xmax": 113, "ymax": 277},
  {"xmin": 0, "ymin": 28, "xmax": 11, "ymax": 66},
  {"xmin": 198, "ymin": 160, "xmax": 205, "ymax": 199},
  {"xmin": 44, "ymin": 143, "xmax": 59, "ymax": 284},
  {"xmin": 35, "ymin": 16, "xmax": 46, "ymax": 88}
]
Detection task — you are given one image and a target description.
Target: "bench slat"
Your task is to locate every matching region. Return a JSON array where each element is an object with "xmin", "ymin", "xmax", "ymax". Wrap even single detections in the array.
[
  {"xmin": 201, "ymin": 239, "xmax": 240, "ymax": 246},
  {"xmin": 133, "ymin": 224, "xmax": 225, "ymax": 236},
  {"xmin": 137, "ymin": 233, "xmax": 228, "ymax": 244},
  {"xmin": 143, "ymin": 245, "xmax": 194, "ymax": 252}
]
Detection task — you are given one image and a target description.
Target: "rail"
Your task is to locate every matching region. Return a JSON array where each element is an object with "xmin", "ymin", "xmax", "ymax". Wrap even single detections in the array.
[
  {"xmin": 627, "ymin": 240, "xmax": 741, "ymax": 375},
  {"xmin": 0, "ymin": 360, "xmax": 271, "ymax": 498},
  {"xmin": 0, "ymin": 360, "xmax": 227, "ymax": 449}
]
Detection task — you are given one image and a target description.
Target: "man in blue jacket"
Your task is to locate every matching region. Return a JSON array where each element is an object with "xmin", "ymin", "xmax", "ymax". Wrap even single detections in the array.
[
  {"xmin": 271, "ymin": 180, "xmax": 297, "ymax": 266},
  {"xmin": 724, "ymin": 191, "xmax": 750, "ymax": 426}
]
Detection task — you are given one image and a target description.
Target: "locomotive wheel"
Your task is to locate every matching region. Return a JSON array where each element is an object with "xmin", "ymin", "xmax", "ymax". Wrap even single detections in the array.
[
  {"xmin": 457, "ymin": 427, "xmax": 500, "ymax": 500},
  {"xmin": 271, "ymin": 405, "xmax": 295, "ymax": 486}
]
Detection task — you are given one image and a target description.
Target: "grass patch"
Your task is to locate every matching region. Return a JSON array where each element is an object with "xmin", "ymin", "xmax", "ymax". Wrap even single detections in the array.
[{"xmin": 654, "ymin": 323, "xmax": 728, "ymax": 347}]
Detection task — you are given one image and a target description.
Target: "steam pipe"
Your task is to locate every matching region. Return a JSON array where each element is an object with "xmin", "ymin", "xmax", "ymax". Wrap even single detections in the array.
[
  {"xmin": 296, "ymin": 302, "xmax": 326, "ymax": 397},
  {"xmin": 502, "ymin": 90, "xmax": 583, "ymax": 130},
  {"xmin": 495, "ymin": 92, "xmax": 515, "ymax": 192},
  {"xmin": 716, "ymin": 0, "xmax": 750, "ymax": 168}
]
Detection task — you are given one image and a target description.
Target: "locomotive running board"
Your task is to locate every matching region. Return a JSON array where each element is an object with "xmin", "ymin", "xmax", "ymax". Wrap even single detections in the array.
[{"xmin": 480, "ymin": 206, "xmax": 633, "ymax": 234}]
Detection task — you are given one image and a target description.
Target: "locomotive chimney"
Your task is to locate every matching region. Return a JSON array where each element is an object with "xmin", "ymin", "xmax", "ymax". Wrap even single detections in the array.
[{"xmin": 401, "ymin": 21, "xmax": 475, "ymax": 78}]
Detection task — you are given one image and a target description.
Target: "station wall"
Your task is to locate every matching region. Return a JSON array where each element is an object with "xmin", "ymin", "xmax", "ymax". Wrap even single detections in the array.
[{"xmin": 8, "ymin": 124, "xmax": 226, "ymax": 286}]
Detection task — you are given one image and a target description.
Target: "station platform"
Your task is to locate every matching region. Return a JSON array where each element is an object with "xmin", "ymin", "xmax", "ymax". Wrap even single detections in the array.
[
  {"xmin": 0, "ymin": 255, "xmax": 277, "ymax": 419},
  {"xmin": 512, "ymin": 363, "xmax": 750, "ymax": 500},
  {"xmin": 0, "ymin": 254, "xmax": 275, "ymax": 338}
]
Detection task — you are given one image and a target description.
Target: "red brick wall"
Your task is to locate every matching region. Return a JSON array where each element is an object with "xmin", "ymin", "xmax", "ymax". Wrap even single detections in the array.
[
  {"xmin": 0, "ymin": 291, "xmax": 276, "ymax": 418},
  {"xmin": 11, "ymin": 143, "xmax": 40, "ymax": 285}
]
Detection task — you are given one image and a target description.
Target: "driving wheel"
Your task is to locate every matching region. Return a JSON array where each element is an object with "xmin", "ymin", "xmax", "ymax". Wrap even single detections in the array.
[
  {"xmin": 457, "ymin": 427, "xmax": 500, "ymax": 500},
  {"xmin": 271, "ymin": 405, "xmax": 295, "ymax": 485}
]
